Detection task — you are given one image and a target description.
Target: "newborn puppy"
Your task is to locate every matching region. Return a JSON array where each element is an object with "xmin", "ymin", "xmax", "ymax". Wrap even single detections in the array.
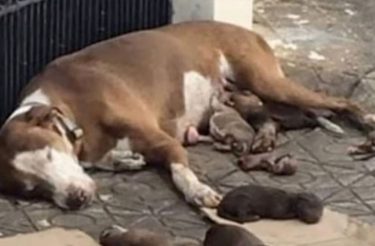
[
  {"xmin": 348, "ymin": 131, "xmax": 375, "ymax": 159},
  {"xmin": 225, "ymin": 90, "xmax": 279, "ymax": 153},
  {"xmin": 204, "ymin": 224, "xmax": 266, "ymax": 246},
  {"xmin": 217, "ymin": 185, "xmax": 323, "ymax": 224},
  {"xmin": 227, "ymin": 90, "xmax": 317, "ymax": 128},
  {"xmin": 238, "ymin": 152, "xmax": 297, "ymax": 175},
  {"xmin": 226, "ymin": 90, "xmax": 344, "ymax": 152},
  {"xmin": 208, "ymin": 105, "xmax": 256, "ymax": 156},
  {"xmin": 100, "ymin": 225, "xmax": 172, "ymax": 246}
]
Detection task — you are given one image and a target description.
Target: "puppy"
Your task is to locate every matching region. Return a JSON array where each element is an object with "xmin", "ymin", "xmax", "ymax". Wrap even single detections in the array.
[
  {"xmin": 100, "ymin": 225, "xmax": 172, "ymax": 246},
  {"xmin": 204, "ymin": 224, "xmax": 266, "ymax": 246},
  {"xmin": 237, "ymin": 153, "xmax": 297, "ymax": 175},
  {"xmin": 217, "ymin": 185, "xmax": 323, "ymax": 224},
  {"xmin": 226, "ymin": 90, "xmax": 344, "ymax": 152},
  {"xmin": 208, "ymin": 105, "xmax": 256, "ymax": 156},
  {"xmin": 348, "ymin": 131, "xmax": 375, "ymax": 159},
  {"xmin": 183, "ymin": 97, "xmax": 256, "ymax": 156}
]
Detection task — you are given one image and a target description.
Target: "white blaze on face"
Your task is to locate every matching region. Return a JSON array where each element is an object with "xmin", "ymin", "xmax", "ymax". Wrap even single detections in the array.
[{"xmin": 12, "ymin": 147, "xmax": 95, "ymax": 208}]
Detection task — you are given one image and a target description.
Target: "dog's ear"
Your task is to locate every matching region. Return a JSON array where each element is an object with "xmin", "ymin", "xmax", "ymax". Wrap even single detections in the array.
[{"xmin": 25, "ymin": 106, "xmax": 58, "ymax": 128}]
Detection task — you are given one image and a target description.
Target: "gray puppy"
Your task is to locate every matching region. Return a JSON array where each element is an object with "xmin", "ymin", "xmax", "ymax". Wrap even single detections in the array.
[
  {"xmin": 204, "ymin": 224, "xmax": 266, "ymax": 246},
  {"xmin": 217, "ymin": 185, "xmax": 323, "ymax": 224}
]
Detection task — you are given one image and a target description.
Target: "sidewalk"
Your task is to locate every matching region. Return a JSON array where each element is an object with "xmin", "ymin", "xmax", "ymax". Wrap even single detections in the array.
[{"xmin": 0, "ymin": 0, "xmax": 375, "ymax": 245}]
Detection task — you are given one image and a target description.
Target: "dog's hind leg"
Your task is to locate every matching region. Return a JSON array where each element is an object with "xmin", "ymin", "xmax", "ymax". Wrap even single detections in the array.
[{"xmin": 231, "ymin": 46, "xmax": 375, "ymax": 129}]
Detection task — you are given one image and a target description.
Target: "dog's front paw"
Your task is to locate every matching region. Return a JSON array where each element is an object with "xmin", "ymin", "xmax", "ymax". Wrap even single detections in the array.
[
  {"xmin": 112, "ymin": 151, "xmax": 147, "ymax": 171},
  {"xmin": 188, "ymin": 183, "xmax": 222, "ymax": 208},
  {"xmin": 251, "ymin": 130, "xmax": 276, "ymax": 153},
  {"xmin": 171, "ymin": 163, "xmax": 222, "ymax": 208}
]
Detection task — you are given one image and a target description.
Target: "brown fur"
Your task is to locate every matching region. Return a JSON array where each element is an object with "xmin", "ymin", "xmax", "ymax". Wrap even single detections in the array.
[
  {"xmin": 238, "ymin": 153, "xmax": 297, "ymax": 175},
  {"xmin": 100, "ymin": 227, "xmax": 171, "ymax": 246}
]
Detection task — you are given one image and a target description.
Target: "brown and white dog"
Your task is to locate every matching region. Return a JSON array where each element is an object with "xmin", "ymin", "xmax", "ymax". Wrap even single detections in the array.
[{"xmin": 0, "ymin": 21, "xmax": 372, "ymax": 210}]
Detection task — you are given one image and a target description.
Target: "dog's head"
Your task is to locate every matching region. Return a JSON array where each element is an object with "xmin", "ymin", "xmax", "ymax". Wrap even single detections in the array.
[
  {"xmin": 226, "ymin": 91, "xmax": 266, "ymax": 118},
  {"xmin": 0, "ymin": 105, "xmax": 95, "ymax": 210},
  {"xmin": 295, "ymin": 192, "xmax": 324, "ymax": 224}
]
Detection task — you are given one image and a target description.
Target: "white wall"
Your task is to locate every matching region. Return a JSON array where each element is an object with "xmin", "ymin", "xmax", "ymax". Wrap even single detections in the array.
[{"xmin": 172, "ymin": 0, "xmax": 253, "ymax": 29}]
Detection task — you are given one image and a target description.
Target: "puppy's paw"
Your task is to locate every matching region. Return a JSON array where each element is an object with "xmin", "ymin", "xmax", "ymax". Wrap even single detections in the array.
[
  {"xmin": 188, "ymin": 183, "xmax": 222, "ymax": 208},
  {"xmin": 273, "ymin": 154, "xmax": 297, "ymax": 175},
  {"xmin": 100, "ymin": 225, "xmax": 128, "ymax": 239},
  {"xmin": 364, "ymin": 114, "xmax": 375, "ymax": 125},
  {"xmin": 251, "ymin": 131, "xmax": 276, "ymax": 153},
  {"xmin": 347, "ymin": 145, "xmax": 362, "ymax": 155}
]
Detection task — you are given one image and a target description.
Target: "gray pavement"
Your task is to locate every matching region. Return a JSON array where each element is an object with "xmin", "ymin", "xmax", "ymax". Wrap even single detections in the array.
[{"xmin": 1, "ymin": 0, "xmax": 375, "ymax": 244}]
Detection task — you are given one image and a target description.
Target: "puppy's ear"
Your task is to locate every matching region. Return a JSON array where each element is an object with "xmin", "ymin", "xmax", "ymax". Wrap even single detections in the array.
[{"xmin": 25, "ymin": 106, "xmax": 58, "ymax": 128}]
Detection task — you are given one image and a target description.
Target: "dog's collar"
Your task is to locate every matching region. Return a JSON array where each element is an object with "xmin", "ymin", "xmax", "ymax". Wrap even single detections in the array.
[
  {"xmin": 22, "ymin": 102, "xmax": 83, "ymax": 143},
  {"xmin": 52, "ymin": 109, "xmax": 83, "ymax": 143}
]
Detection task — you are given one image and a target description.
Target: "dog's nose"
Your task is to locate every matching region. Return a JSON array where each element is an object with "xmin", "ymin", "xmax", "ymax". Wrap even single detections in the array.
[{"xmin": 65, "ymin": 186, "xmax": 94, "ymax": 210}]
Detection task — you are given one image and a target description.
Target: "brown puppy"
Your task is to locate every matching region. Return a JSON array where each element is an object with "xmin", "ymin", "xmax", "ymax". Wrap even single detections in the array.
[
  {"xmin": 100, "ymin": 226, "xmax": 172, "ymax": 246},
  {"xmin": 183, "ymin": 96, "xmax": 256, "ymax": 156},
  {"xmin": 204, "ymin": 224, "xmax": 266, "ymax": 246},
  {"xmin": 348, "ymin": 131, "xmax": 375, "ymax": 159},
  {"xmin": 217, "ymin": 185, "xmax": 323, "ymax": 224},
  {"xmin": 226, "ymin": 90, "xmax": 344, "ymax": 152},
  {"xmin": 237, "ymin": 153, "xmax": 297, "ymax": 175}
]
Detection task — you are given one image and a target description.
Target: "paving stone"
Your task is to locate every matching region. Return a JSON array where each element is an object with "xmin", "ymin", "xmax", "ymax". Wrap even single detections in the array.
[
  {"xmin": 352, "ymin": 186, "xmax": 375, "ymax": 202},
  {"xmin": 354, "ymin": 214, "xmax": 375, "ymax": 225},
  {"xmin": 2, "ymin": 0, "xmax": 375, "ymax": 242},
  {"xmin": 307, "ymin": 187, "xmax": 344, "ymax": 202},
  {"xmin": 329, "ymin": 198, "xmax": 372, "ymax": 216},
  {"xmin": 351, "ymin": 77, "xmax": 375, "ymax": 113},
  {"xmin": 0, "ymin": 211, "xmax": 36, "ymax": 235}
]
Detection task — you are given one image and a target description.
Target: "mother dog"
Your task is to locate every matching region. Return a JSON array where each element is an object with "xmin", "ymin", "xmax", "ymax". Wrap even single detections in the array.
[{"xmin": 0, "ymin": 21, "xmax": 372, "ymax": 210}]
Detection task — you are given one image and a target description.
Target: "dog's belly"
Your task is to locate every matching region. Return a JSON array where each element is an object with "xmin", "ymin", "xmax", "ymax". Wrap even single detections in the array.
[{"xmin": 176, "ymin": 71, "xmax": 217, "ymax": 142}]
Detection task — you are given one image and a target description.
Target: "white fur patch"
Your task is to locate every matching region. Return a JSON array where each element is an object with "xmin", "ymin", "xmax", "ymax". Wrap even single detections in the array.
[
  {"xmin": 177, "ymin": 71, "xmax": 215, "ymax": 141},
  {"xmin": 364, "ymin": 114, "xmax": 375, "ymax": 125},
  {"xmin": 5, "ymin": 89, "xmax": 51, "ymax": 123},
  {"xmin": 94, "ymin": 137, "xmax": 146, "ymax": 171},
  {"xmin": 12, "ymin": 147, "xmax": 95, "ymax": 208},
  {"xmin": 5, "ymin": 105, "xmax": 33, "ymax": 123},
  {"xmin": 21, "ymin": 89, "xmax": 51, "ymax": 105},
  {"xmin": 171, "ymin": 163, "xmax": 221, "ymax": 207},
  {"xmin": 114, "ymin": 138, "xmax": 132, "ymax": 151},
  {"xmin": 219, "ymin": 53, "xmax": 235, "ymax": 81}
]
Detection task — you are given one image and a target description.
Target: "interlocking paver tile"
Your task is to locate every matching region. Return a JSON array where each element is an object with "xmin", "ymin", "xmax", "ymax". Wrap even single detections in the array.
[{"xmin": 2, "ymin": 0, "xmax": 375, "ymax": 243}]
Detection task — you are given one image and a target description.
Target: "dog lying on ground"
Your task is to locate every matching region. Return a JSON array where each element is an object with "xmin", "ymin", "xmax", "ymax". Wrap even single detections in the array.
[
  {"xmin": 100, "ymin": 225, "xmax": 172, "ymax": 246},
  {"xmin": 237, "ymin": 153, "xmax": 297, "ymax": 175},
  {"xmin": 0, "ymin": 21, "xmax": 372, "ymax": 210},
  {"xmin": 217, "ymin": 185, "xmax": 323, "ymax": 224},
  {"xmin": 204, "ymin": 224, "xmax": 266, "ymax": 246}
]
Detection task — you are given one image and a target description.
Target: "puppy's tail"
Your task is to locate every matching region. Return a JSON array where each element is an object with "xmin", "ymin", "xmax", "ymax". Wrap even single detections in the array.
[{"xmin": 316, "ymin": 116, "xmax": 345, "ymax": 135}]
